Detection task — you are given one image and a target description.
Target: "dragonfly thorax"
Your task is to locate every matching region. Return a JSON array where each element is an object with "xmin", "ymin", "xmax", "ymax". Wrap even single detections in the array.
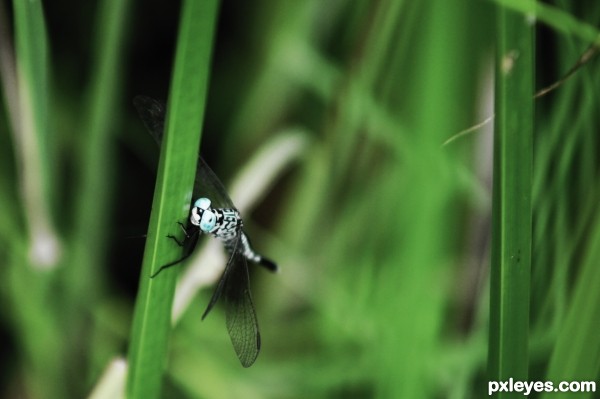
[{"xmin": 190, "ymin": 197, "xmax": 242, "ymax": 239}]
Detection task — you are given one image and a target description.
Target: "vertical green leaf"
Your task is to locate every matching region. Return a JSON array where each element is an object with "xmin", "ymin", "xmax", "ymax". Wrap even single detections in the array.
[
  {"xmin": 48, "ymin": 1, "xmax": 133, "ymax": 392},
  {"xmin": 12, "ymin": 0, "xmax": 60, "ymax": 268},
  {"xmin": 8, "ymin": 2, "xmax": 65, "ymax": 398},
  {"xmin": 488, "ymin": 5, "xmax": 534, "ymax": 391},
  {"xmin": 126, "ymin": 0, "xmax": 219, "ymax": 398},
  {"xmin": 69, "ymin": 0, "xmax": 132, "ymax": 296}
]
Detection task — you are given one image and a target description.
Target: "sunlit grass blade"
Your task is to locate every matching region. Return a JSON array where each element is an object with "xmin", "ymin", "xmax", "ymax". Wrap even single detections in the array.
[
  {"xmin": 126, "ymin": 0, "xmax": 219, "ymax": 398},
  {"xmin": 488, "ymin": 5, "xmax": 534, "ymax": 390},
  {"xmin": 6, "ymin": 2, "xmax": 67, "ymax": 398},
  {"xmin": 12, "ymin": 0, "xmax": 60, "ymax": 268}
]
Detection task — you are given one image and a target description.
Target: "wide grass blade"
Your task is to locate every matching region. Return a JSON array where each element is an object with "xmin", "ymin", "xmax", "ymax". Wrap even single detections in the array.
[{"xmin": 126, "ymin": 0, "xmax": 219, "ymax": 398}]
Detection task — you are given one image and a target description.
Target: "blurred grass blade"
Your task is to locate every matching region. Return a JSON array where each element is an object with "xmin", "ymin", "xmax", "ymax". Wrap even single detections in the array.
[
  {"xmin": 126, "ymin": 0, "xmax": 219, "ymax": 398},
  {"xmin": 0, "ymin": 1, "xmax": 18, "ymax": 131},
  {"xmin": 66, "ymin": 0, "xmax": 131, "ymax": 336},
  {"xmin": 7, "ymin": 2, "xmax": 66, "ymax": 397},
  {"xmin": 493, "ymin": 0, "xmax": 600, "ymax": 43},
  {"xmin": 542, "ymin": 205, "xmax": 600, "ymax": 397},
  {"xmin": 12, "ymin": 0, "xmax": 60, "ymax": 268},
  {"xmin": 87, "ymin": 358, "xmax": 127, "ymax": 399},
  {"xmin": 488, "ymin": 5, "xmax": 534, "ymax": 389}
]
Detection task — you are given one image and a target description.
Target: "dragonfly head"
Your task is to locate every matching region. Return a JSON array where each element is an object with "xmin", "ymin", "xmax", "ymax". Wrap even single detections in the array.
[{"xmin": 191, "ymin": 197, "xmax": 216, "ymax": 233}]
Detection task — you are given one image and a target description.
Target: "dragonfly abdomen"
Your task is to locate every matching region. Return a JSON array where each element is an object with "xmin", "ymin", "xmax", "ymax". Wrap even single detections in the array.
[{"xmin": 237, "ymin": 232, "xmax": 278, "ymax": 272}]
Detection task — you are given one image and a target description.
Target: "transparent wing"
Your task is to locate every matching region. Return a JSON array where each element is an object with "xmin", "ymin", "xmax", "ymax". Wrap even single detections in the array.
[
  {"xmin": 193, "ymin": 156, "xmax": 236, "ymax": 210},
  {"xmin": 133, "ymin": 95, "xmax": 166, "ymax": 144},
  {"xmin": 133, "ymin": 95, "xmax": 237, "ymax": 209},
  {"xmin": 223, "ymin": 247, "xmax": 261, "ymax": 367},
  {"xmin": 201, "ymin": 234, "xmax": 260, "ymax": 367}
]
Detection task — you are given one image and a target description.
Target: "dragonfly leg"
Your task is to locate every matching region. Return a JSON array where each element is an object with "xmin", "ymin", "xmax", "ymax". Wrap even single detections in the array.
[
  {"xmin": 167, "ymin": 234, "xmax": 185, "ymax": 247},
  {"xmin": 151, "ymin": 228, "xmax": 199, "ymax": 278},
  {"xmin": 150, "ymin": 255, "xmax": 189, "ymax": 278},
  {"xmin": 176, "ymin": 222, "xmax": 187, "ymax": 234},
  {"xmin": 166, "ymin": 222, "xmax": 190, "ymax": 247}
]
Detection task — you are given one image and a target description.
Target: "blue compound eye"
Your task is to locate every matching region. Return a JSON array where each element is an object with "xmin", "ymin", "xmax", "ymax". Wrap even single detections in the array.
[
  {"xmin": 194, "ymin": 197, "xmax": 211, "ymax": 210},
  {"xmin": 199, "ymin": 210, "xmax": 216, "ymax": 232}
]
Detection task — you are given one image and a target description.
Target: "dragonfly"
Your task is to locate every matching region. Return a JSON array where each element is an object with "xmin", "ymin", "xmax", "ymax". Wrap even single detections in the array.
[{"xmin": 133, "ymin": 95, "xmax": 277, "ymax": 367}]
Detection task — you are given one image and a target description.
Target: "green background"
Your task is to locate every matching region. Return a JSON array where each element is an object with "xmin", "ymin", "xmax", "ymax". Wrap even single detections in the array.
[{"xmin": 1, "ymin": 0, "xmax": 599, "ymax": 398}]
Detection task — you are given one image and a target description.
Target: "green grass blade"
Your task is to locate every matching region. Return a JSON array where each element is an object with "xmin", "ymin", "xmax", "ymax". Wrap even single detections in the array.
[
  {"xmin": 64, "ymin": 0, "xmax": 132, "ymax": 376},
  {"xmin": 488, "ymin": 5, "xmax": 534, "ymax": 390},
  {"xmin": 493, "ymin": 0, "xmax": 600, "ymax": 43},
  {"xmin": 542, "ymin": 205, "xmax": 600, "ymax": 398},
  {"xmin": 69, "ymin": 0, "xmax": 131, "ymax": 288},
  {"xmin": 7, "ymin": 2, "xmax": 67, "ymax": 398},
  {"xmin": 11, "ymin": 0, "xmax": 60, "ymax": 268},
  {"xmin": 126, "ymin": 1, "xmax": 219, "ymax": 398},
  {"xmin": 56, "ymin": 0, "xmax": 133, "ymax": 390}
]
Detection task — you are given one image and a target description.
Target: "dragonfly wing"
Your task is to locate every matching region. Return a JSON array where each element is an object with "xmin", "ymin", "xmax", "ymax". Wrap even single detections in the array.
[
  {"xmin": 193, "ymin": 156, "xmax": 236, "ymax": 209},
  {"xmin": 224, "ymin": 237, "xmax": 260, "ymax": 367},
  {"xmin": 133, "ymin": 95, "xmax": 236, "ymax": 210},
  {"xmin": 202, "ymin": 234, "xmax": 260, "ymax": 367},
  {"xmin": 133, "ymin": 95, "xmax": 166, "ymax": 144}
]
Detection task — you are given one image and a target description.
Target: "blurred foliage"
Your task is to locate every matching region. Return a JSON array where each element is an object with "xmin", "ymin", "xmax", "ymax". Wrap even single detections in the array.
[{"xmin": 0, "ymin": 0, "xmax": 599, "ymax": 398}]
